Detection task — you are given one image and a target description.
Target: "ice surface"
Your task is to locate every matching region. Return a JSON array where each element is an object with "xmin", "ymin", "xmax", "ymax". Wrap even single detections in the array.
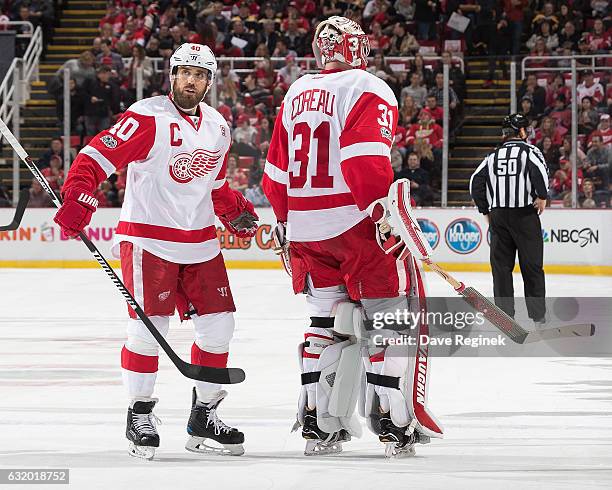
[{"xmin": 0, "ymin": 269, "xmax": 611, "ymax": 490}]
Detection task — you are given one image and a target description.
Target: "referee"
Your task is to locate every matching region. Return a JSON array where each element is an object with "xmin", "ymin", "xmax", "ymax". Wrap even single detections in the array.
[{"xmin": 469, "ymin": 113, "xmax": 549, "ymax": 325}]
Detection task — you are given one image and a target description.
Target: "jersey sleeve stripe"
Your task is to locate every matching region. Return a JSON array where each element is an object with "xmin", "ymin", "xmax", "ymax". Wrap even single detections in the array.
[
  {"xmin": 288, "ymin": 192, "xmax": 355, "ymax": 211},
  {"xmin": 80, "ymin": 145, "xmax": 117, "ymax": 177},
  {"xmin": 340, "ymin": 141, "xmax": 391, "ymax": 162},
  {"xmin": 264, "ymin": 160, "xmax": 288, "ymax": 184},
  {"xmin": 529, "ymin": 149, "xmax": 550, "ymax": 190}
]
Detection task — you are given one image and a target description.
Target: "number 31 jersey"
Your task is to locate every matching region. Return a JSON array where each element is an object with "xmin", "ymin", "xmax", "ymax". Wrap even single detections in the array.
[{"xmin": 263, "ymin": 68, "xmax": 398, "ymax": 242}]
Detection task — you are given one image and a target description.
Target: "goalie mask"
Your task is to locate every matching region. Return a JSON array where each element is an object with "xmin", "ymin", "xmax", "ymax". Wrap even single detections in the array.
[{"xmin": 313, "ymin": 16, "xmax": 370, "ymax": 69}]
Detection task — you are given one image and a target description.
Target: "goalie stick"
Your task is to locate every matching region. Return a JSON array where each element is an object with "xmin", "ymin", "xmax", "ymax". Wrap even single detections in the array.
[
  {"xmin": 424, "ymin": 260, "xmax": 594, "ymax": 344},
  {"xmin": 0, "ymin": 117, "xmax": 245, "ymax": 384},
  {"xmin": 0, "ymin": 188, "xmax": 28, "ymax": 231},
  {"xmin": 388, "ymin": 179, "xmax": 595, "ymax": 345}
]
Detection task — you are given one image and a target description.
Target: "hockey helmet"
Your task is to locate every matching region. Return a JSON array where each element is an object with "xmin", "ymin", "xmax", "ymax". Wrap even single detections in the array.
[
  {"xmin": 312, "ymin": 16, "xmax": 370, "ymax": 69},
  {"xmin": 170, "ymin": 43, "xmax": 217, "ymax": 96},
  {"xmin": 502, "ymin": 113, "xmax": 530, "ymax": 139}
]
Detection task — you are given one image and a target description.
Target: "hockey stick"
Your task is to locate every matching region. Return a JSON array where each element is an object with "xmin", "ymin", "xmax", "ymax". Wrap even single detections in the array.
[
  {"xmin": 0, "ymin": 117, "xmax": 245, "ymax": 384},
  {"xmin": 423, "ymin": 259, "xmax": 595, "ymax": 344},
  {"xmin": 0, "ymin": 188, "xmax": 29, "ymax": 231}
]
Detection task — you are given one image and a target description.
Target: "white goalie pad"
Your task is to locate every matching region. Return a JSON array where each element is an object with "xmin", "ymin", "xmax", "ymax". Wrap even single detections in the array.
[
  {"xmin": 385, "ymin": 178, "xmax": 433, "ymax": 261},
  {"xmin": 296, "ymin": 303, "xmax": 364, "ymax": 438},
  {"xmin": 360, "ymin": 257, "xmax": 444, "ymax": 440}
]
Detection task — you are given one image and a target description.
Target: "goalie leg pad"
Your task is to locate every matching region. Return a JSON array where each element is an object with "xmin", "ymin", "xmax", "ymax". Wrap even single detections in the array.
[
  {"xmin": 297, "ymin": 306, "xmax": 364, "ymax": 438},
  {"xmin": 302, "ymin": 318, "xmax": 335, "ymax": 414},
  {"xmin": 360, "ymin": 261, "xmax": 444, "ymax": 439}
]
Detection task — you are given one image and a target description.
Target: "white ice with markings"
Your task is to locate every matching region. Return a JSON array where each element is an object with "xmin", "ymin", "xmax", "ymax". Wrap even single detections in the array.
[{"xmin": 0, "ymin": 269, "xmax": 611, "ymax": 490}]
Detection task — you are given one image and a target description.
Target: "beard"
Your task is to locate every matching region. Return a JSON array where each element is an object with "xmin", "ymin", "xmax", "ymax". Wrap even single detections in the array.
[{"xmin": 172, "ymin": 80, "xmax": 207, "ymax": 111}]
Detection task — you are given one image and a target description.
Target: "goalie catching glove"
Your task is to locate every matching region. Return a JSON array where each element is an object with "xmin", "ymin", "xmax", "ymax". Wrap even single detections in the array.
[{"xmin": 367, "ymin": 178, "xmax": 433, "ymax": 262}]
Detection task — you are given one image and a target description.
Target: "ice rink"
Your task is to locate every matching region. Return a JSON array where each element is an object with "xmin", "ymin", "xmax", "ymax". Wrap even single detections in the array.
[{"xmin": 0, "ymin": 268, "xmax": 611, "ymax": 490}]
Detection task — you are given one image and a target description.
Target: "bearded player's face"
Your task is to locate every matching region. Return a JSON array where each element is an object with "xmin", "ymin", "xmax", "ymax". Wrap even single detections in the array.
[{"xmin": 173, "ymin": 66, "xmax": 208, "ymax": 110}]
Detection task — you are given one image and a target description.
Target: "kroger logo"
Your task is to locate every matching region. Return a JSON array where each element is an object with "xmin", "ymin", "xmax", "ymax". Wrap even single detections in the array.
[
  {"xmin": 445, "ymin": 218, "xmax": 482, "ymax": 254},
  {"xmin": 417, "ymin": 218, "xmax": 440, "ymax": 250}
]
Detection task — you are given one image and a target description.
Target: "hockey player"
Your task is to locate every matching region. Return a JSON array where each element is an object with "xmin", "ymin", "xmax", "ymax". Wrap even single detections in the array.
[
  {"xmin": 53, "ymin": 43, "xmax": 257, "ymax": 460},
  {"xmin": 263, "ymin": 16, "xmax": 443, "ymax": 458}
]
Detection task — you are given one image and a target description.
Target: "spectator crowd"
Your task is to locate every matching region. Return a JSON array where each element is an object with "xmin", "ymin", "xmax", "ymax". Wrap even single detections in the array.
[{"xmin": 1, "ymin": 0, "xmax": 610, "ymax": 208}]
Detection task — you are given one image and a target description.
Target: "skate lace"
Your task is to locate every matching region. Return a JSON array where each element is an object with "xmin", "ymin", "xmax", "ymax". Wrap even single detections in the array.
[
  {"xmin": 134, "ymin": 412, "xmax": 161, "ymax": 435},
  {"xmin": 206, "ymin": 408, "xmax": 232, "ymax": 435}
]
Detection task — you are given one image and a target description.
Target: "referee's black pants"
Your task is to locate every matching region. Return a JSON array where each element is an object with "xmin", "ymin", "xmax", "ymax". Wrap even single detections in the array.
[{"xmin": 489, "ymin": 206, "xmax": 546, "ymax": 321}]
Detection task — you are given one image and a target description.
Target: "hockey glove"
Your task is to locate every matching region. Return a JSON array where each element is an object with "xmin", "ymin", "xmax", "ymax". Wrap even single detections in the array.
[
  {"xmin": 272, "ymin": 221, "xmax": 292, "ymax": 277},
  {"xmin": 218, "ymin": 190, "xmax": 259, "ymax": 238},
  {"xmin": 53, "ymin": 187, "xmax": 98, "ymax": 238}
]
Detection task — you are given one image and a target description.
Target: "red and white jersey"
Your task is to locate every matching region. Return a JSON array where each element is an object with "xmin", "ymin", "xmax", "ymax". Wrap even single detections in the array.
[
  {"xmin": 63, "ymin": 95, "xmax": 236, "ymax": 263},
  {"xmin": 263, "ymin": 68, "xmax": 398, "ymax": 242}
]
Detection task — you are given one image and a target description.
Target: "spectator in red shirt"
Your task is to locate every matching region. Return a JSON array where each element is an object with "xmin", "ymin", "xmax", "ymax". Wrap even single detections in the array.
[
  {"xmin": 368, "ymin": 21, "xmax": 390, "ymax": 52},
  {"xmin": 227, "ymin": 154, "xmax": 249, "ymax": 193},
  {"xmin": 534, "ymin": 116, "xmax": 566, "ymax": 147},
  {"xmin": 281, "ymin": 2, "xmax": 309, "ymax": 32},
  {"xmin": 292, "ymin": 0, "xmax": 317, "ymax": 19},
  {"xmin": 545, "ymin": 94, "xmax": 571, "ymax": 129},
  {"xmin": 545, "ymin": 73, "xmax": 570, "ymax": 107},
  {"xmin": 584, "ymin": 18, "xmax": 611, "ymax": 54},
  {"xmin": 503, "ymin": 0, "xmax": 528, "ymax": 55},
  {"xmin": 424, "ymin": 95, "xmax": 443, "ymax": 124},
  {"xmin": 550, "ymin": 158, "xmax": 583, "ymax": 199},
  {"xmin": 99, "ymin": 5, "xmax": 126, "ymax": 36},
  {"xmin": 238, "ymin": 95, "xmax": 264, "ymax": 127},
  {"xmin": 41, "ymin": 155, "xmax": 64, "ymax": 192},
  {"xmin": 587, "ymin": 114, "xmax": 612, "ymax": 147},
  {"xmin": 405, "ymin": 109, "xmax": 443, "ymax": 151}
]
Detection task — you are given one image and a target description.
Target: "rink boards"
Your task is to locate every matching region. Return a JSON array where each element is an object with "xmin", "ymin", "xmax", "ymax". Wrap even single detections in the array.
[{"xmin": 0, "ymin": 207, "xmax": 610, "ymax": 274}]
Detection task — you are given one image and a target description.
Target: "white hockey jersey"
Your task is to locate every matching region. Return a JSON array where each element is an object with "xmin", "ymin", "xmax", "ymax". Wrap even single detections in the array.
[
  {"xmin": 263, "ymin": 68, "xmax": 398, "ymax": 242},
  {"xmin": 64, "ymin": 95, "xmax": 237, "ymax": 263}
]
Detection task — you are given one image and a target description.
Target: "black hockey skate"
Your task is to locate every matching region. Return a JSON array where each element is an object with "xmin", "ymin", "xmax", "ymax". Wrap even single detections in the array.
[
  {"xmin": 126, "ymin": 399, "xmax": 160, "ymax": 460},
  {"xmin": 379, "ymin": 412, "xmax": 430, "ymax": 458},
  {"xmin": 299, "ymin": 407, "xmax": 351, "ymax": 456},
  {"xmin": 185, "ymin": 388, "xmax": 244, "ymax": 456}
]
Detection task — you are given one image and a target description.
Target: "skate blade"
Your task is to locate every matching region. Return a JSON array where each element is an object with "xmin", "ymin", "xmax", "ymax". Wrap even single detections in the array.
[
  {"xmin": 384, "ymin": 442, "xmax": 415, "ymax": 459},
  {"xmin": 304, "ymin": 439, "xmax": 343, "ymax": 456},
  {"xmin": 185, "ymin": 436, "xmax": 245, "ymax": 456},
  {"xmin": 128, "ymin": 442, "xmax": 156, "ymax": 460}
]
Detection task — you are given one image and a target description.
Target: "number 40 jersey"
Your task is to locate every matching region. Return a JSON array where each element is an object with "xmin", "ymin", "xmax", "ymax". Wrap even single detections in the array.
[{"xmin": 263, "ymin": 68, "xmax": 399, "ymax": 242}]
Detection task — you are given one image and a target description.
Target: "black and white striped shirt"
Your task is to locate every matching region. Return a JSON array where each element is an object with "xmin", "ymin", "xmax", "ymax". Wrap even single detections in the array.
[{"xmin": 469, "ymin": 139, "xmax": 549, "ymax": 214}]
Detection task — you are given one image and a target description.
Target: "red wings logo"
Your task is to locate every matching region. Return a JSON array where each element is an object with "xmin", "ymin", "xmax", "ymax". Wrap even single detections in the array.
[{"xmin": 169, "ymin": 149, "xmax": 222, "ymax": 183}]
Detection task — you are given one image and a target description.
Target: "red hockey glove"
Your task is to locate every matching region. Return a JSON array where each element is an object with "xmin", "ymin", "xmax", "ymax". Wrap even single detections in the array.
[
  {"xmin": 218, "ymin": 191, "xmax": 259, "ymax": 238},
  {"xmin": 53, "ymin": 187, "xmax": 98, "ymax": 238}
]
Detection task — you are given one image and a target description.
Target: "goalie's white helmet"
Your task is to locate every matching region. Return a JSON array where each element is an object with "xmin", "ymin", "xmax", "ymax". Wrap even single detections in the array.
[
  {"xmin": 170, "ymin": 43, "xmax": 217, "ymax": 96},
  {"xmin": 312, "ymin": 16, "xmax": 370, "ymax": 69}
]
